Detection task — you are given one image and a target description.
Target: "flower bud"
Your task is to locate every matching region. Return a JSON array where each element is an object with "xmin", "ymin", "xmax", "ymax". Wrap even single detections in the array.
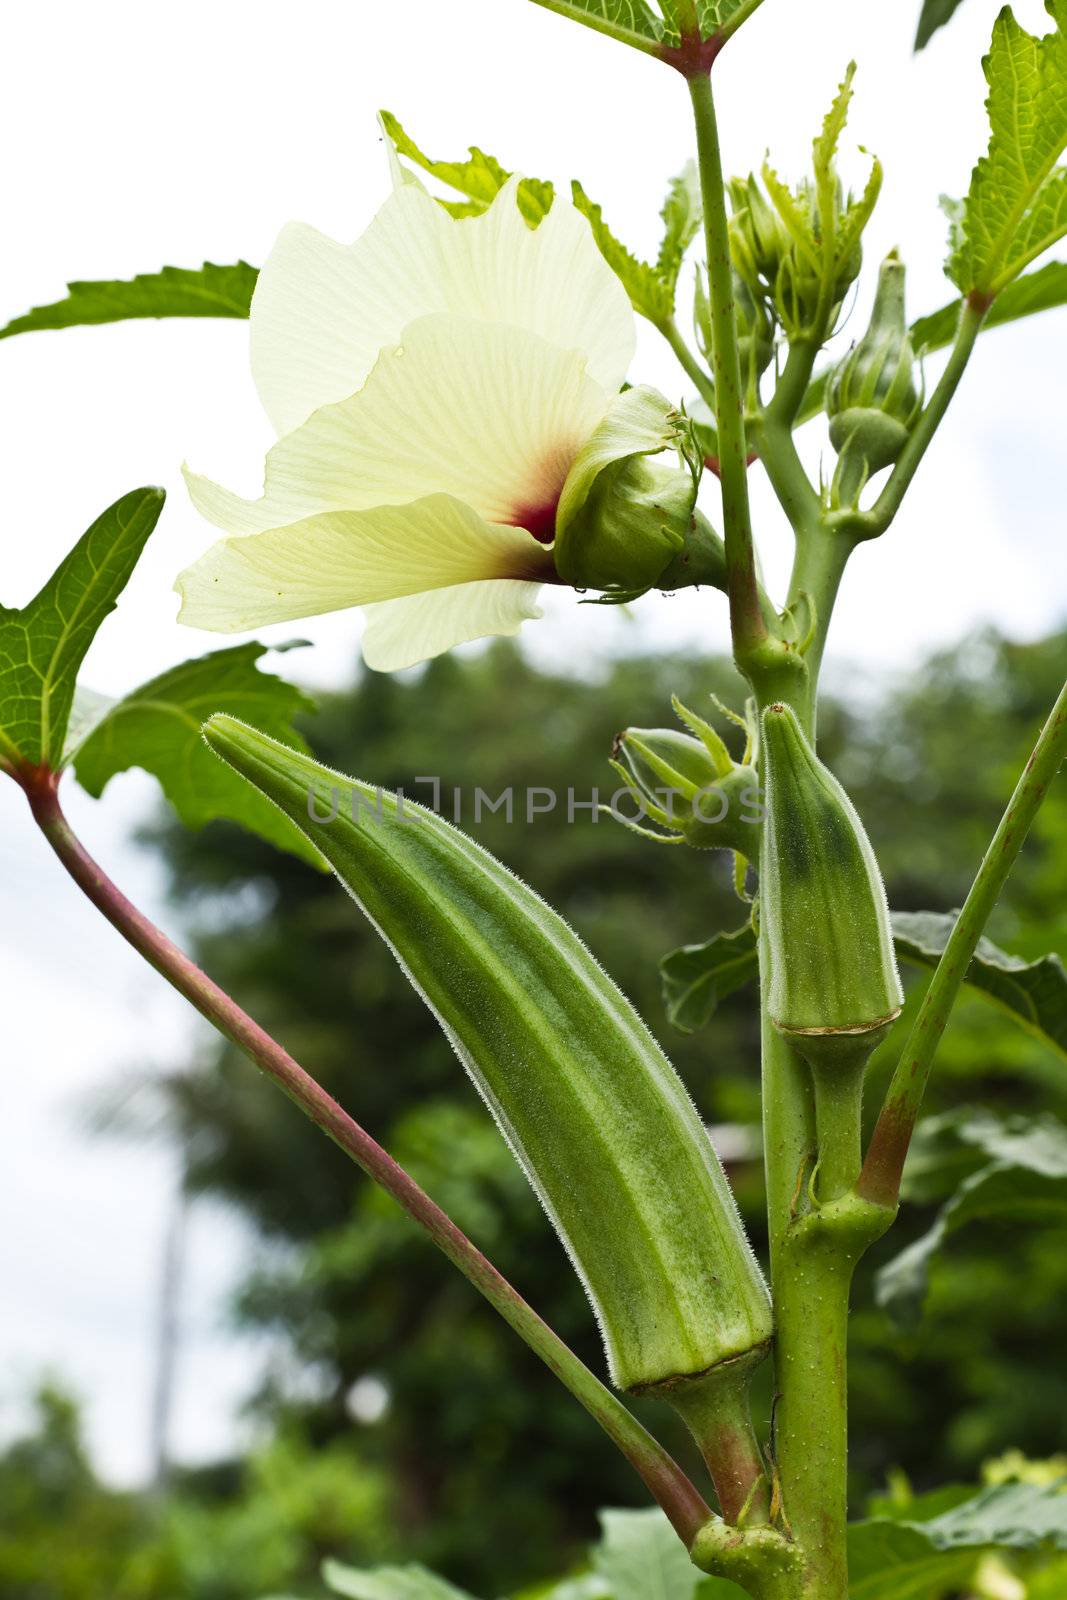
[
  {"xmin": 556, "ymin": 453, "xmax": 697, "ymax": 592},
  {"xmin": 553, "ymin": 387, "xmax": 698, "ymax": 595},
  {"xmin": 827, "ymin": 252, "xmax": 921, "ymax": 495},
  {"xmin": 695, "ymin": 267, "xmax": 774, "ymax": 392},
  {"xmin": 759, "ymin": 702, "xmax": 903, "ymax": 1072},
  {"xmin": 610, "ymin": 699, "xmax": 762, "ymax": 854},
  {"xmin": 728, "ymin": 176, "xmax": 791, "ymax": 287}
]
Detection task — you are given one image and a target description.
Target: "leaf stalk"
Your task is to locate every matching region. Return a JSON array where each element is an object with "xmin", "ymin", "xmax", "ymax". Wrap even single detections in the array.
[
  {"xmin": 865, "ymin": 298, "xmax": 985, "ymax": 535},
  {"xmin": 859, "ymin": 673, "xmax": 1067, "ymax": 1208}
]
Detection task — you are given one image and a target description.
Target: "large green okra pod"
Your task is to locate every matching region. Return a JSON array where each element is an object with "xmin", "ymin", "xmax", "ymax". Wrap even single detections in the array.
[{"xmin": 203, "ymin": 716, "xmax": 773, "ymax": 1401}]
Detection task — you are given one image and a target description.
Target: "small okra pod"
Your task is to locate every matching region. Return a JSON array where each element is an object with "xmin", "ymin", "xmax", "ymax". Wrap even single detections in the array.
[{"xmin": 759, "ymin": 702, "xmax": 903, "ymax": 1074}]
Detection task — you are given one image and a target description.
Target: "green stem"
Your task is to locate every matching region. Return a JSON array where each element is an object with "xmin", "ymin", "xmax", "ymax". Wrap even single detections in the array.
[
  {"xmin": 751, "ymin": 411, "xmax": 822, "ymax": 542},
  {"xmin": 762, "ymin": 1044, "xmax": 890, "ymax": 1598},
  {"xmin": 859, "ymin": 673, "xmax": 1067, "ymax": 1208},
  {"xmin": 773, "ymin": 1237, "xmax": 849, "ymax": 1592},
  {"xmin": 752, "ymin": 439, "xmax": 873, "ymax": 1595},
  {"xmin": 770, "ymin": 1203, "xmax": 867, "ymax": 1599},
  {"xmin": 759, "ymin": 952, "xmax": 815, "ymax": 1273},
  {"xmin": 810, "ymin": 1063, "xmax": 864, "ymax": 1203},
  {"xmin": 752, "ymin": 324, "xmax": 829, "ymax": 540},
  {"xmin": 663, "ymin": 1354, "xmax": 771, "ymax": 1525},
  {"xmin": 777, "ymin": 528, "xmax": 855, "ymax": 733},
  {"xmin": 865, "ymin": 298, "xmax": 985, "ymax": 535},
  {"xmin": 658, "ymin": 315, "xmax": 717, "ymax": 411},
  {"xmin": 765, "ymin": 339, "xmax": 820, "ymax": 432},
  {"xmin": 16, "ymin": 765, "xmax": 713, "ymax": 1548},
  {"xmin": 687, "ymin": 69, "xmax": 766, "ymax": 661}
]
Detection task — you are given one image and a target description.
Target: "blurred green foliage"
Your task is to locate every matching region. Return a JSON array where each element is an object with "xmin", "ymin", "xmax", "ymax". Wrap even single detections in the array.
[
  {"xmin": 0, "ymin": 1385, "xmax": 391, "ymax": 1599},
  {"xmin": 2, "ymin": 626, "xmax": 1064, "ymax": 1598}
]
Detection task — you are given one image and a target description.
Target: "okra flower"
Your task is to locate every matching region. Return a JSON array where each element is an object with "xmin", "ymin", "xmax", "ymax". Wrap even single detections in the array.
[{"xmin": 177, "ymin": 173, "xmax": 702, "ymax": 670}]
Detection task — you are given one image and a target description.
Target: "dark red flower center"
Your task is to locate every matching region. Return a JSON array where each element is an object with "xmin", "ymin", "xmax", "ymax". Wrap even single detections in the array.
[{"xmin": 506, "ymin": 497, "xmax": 559, "ymax": 545}]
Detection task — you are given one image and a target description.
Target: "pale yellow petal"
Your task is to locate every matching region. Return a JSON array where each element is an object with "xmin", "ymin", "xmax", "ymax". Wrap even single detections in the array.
[
  {"xmin": 175, "ymin": 493, "xmax": 550, "ymax": 633},
  {"xmin": 250, "ymin": 180, "xmax": 633, "ymax": 433},
  {"xmin": 187, "ymin": 315, "xmax": 608, "ymax": 540},
  {"xmin": 360, "ymin": 580, "xmax": 544, "ymax": 672}
]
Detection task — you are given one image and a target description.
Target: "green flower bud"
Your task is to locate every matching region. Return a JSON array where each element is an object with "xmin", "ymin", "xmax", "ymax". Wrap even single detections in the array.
[
  {"xmin": 827, "ymin": 252, "xmax": 921, "ymax": 494},
  {"xmin": 751, "ymin": 156, "xmax": 876, "ymax": 340},
  {"xmin": 610, "ymin": 698, "xmax": 762, "ymax": 854},
  {"xmin": 759, "ymin": 702, "xmax": 903, "ymax": 1072},
  {"xmin": 557, "ymin": 453, "xmax": 697, "ymax": 591},
  {"xmin": 554, "ymin": 387, "xmax": 698, "ymax": 594},
  {"xmin": 695, "ymin": 267, "xmax": 775, "ymax": 392},
  {"xmin": 728, "ymin": 175, "xmax": 791, "ymax": 286}
]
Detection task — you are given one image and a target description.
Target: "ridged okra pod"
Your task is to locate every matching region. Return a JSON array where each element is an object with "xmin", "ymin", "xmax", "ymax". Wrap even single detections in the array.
[
  {"xmin": 760, "ymin": 702, "xmax": 903, "ymax": 1074},
  {"xmin": 204, "ymin": 716, "xmax": 773, "ymax": 1405}
]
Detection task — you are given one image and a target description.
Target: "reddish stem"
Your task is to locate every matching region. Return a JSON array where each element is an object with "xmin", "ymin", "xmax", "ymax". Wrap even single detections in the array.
[{"xmin": 660, "ymin": 31, "xmax": 724, "ymax": 77}]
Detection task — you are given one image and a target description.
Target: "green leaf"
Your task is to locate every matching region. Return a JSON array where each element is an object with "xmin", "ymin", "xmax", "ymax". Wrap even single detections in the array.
[
  {"xmin": 573, "ymin": 168, "xmax": 706, "ymax": 322},
  {"xmin": 62, "ymin": 685, "xmax": 117, "ymax": 766},
  {"xmin": 894, "ymin": 1108, "xmax": 1007, "ymax": 1208},
  {"xmin": 924, "ymin": 1479, "xmax": 1067, "ymax": 1547},
  {"xmin": 849, "ymin": 1482, "xmax": 1067, "ymax": 1596},
  {"xmin": 381, "ymin": 113, "xmax": 695, "ymax": 324},
  {"xmin": 659, "ymin": 910, "xmax": 1067, "ymax": 1047},
  {"xmin": 849, "ymin": 1480, "xmax": 1067, "ymax": 1598},
  {"xmin": 759, "ymin": 63, "xmax": 882, "ymax": 332},
  {"xmin": 0, "ymin": 487, "xmax": 164, "ymax": 771},
  {"xmin": 847, "ymin": 1523, "xmax": 976, "ymax": 1599},
  {"xmin": 592, "ymin": 1509, "xmax": 746, "ymax": 1599},
  {"xmin": 891, "ymin": 909, "xmax": 1067, "ymax": 1062},
  {"xmin": 529, "ymin": 0, "xmax": 761, "ymax": 50},
  {"xmin": 910, "ymin": 257, "xmax": 1067, "ymax": 348},
  {"xmin": 594, "ymin": 1509, "xmax": 709, "ymax": 1600},
  {"xmin": 657, "ymin": 163, "xmax": 703, "ymax": 289},
  {"xmin": 571, "ymin": 182, "xmax": 675, "ymax": 324},
  {"xmin": 693, "ymin": 1, "xmax": 758, "ymax": 35},
  {"xmin": 876, "ymin": 1111, "xmax": 1067, "ymax": 1326},
  {"xmin": 659, "ymin": 924, "xmax": 758, "ymax": 1032},
  {"xmin": 820, "ymin": 70, "xmax": 883, "ymax": 280},
  {"xmin": 323, "ymin": 1560, "xmax": 478, "ymax": 1600},
  {"xmin": 517, "ymin": 1576, "xmax": 611, "ymax": 1600},
  {"xmin": 526, "ymin": 0, "xmax": 666, "ymax": 54},
  {"xmin": 949, "ymin": 3, "xmax": 1067, "ymax": 294},
  {"xmin": 0, "ymin": 263, "xmax": 258, "ymax": 340},
  {"xmin": 660, "ymin": 1, "xmax": 762, "ymax": 42},
  {"xmin": 379, "ymin": 111, "xmax": 555, "ymax": 226},
  {"xmin": 73, "ymin": 643, "xmax": 323, "ymax": 867},
  {"xmin": 915, "ymin": 0, "xmax": 970, "ymax": 50}
]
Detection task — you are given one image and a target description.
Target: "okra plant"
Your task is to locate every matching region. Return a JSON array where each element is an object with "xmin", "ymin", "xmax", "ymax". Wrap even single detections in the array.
[{"xmin": 3, "ymin": 2, "xmax": 1067, "ymax": 1596}]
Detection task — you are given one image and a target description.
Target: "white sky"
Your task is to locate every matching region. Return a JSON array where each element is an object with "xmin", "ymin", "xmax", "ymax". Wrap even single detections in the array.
[{"xmin": 0, "ymin": 0, "xmax": 1063, "ymax": 1484}]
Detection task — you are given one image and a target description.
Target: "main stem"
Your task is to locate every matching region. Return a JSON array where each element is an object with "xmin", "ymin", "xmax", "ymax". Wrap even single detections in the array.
[
  {"xmin": 681, "ymin": 62, "xmax": 862, "ymax": 1592},
  {"xmin": 688, "ymin": 69, "xmax": 766, "ymax": 661},
  {"xmin": 18, "ymin": 767, "xmax": 712, "ymax": 1548},
  {"xmin": 770, "ymin": 1192, "xmax": 890, "ymax": 1600}
]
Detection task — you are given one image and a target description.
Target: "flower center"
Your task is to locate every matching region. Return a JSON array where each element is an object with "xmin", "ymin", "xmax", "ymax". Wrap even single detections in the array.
[{"xmin": 507, "ymin": 497, "xmax": 559, "ymax": 545}]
